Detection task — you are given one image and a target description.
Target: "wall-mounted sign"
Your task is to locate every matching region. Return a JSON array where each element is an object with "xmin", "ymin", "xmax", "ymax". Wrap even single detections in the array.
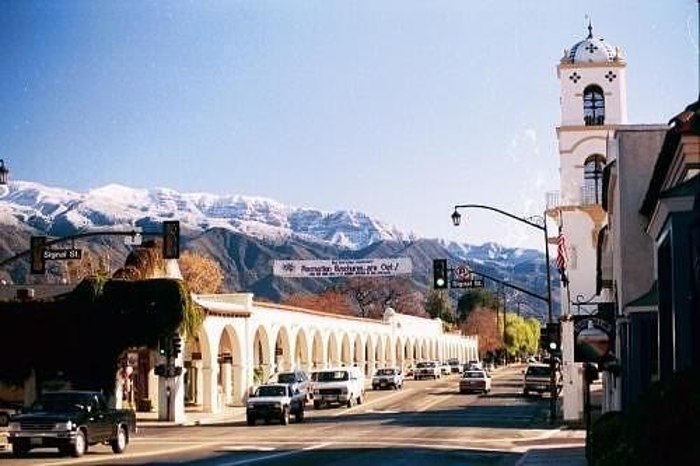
[
  {"xmin": 273, "ymin": 258, "xmax": 412, "ymax": 278},
  {"xmin": 574, "ymin": 316, "xmax": 614, "ymax": 363}
]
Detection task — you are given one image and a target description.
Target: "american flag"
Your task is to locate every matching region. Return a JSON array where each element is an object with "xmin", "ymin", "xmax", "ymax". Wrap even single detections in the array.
[{"xmin": 556, "ymin": 226, "xmax": 569, "ymax": 286}]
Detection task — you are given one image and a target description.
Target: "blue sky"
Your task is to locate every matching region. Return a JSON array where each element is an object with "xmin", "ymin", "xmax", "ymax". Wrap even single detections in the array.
[{"xmin": 1, "ymin": 1, "xmax": 697, "ymax": 250}]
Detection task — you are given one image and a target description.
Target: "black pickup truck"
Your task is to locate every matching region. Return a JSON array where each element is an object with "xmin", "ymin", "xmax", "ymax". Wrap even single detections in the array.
[{"xmin": 7, "ymin": 390, "xmax": 136, "ymax": 458}]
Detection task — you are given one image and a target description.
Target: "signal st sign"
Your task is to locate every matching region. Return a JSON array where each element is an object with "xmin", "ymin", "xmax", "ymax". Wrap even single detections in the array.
[
  {"xmin": 273, "ymin": 258, "xmax": 412, "ymax": 278},
  {"xmin": 43, "ymin": 248, "xmax": 83, "ymax": 260}
]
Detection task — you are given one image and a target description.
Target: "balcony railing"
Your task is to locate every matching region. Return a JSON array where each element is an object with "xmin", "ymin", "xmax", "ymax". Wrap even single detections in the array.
[{"xmin": 546, "ymin": 185, "xmax": 603, "ymax": 209}]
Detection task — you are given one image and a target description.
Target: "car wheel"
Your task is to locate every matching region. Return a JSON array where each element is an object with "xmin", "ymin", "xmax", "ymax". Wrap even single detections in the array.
[
  {"xmin": 357, "ymin": 393, "xmax": 363, "ymax": 405},
  {"xmin": 246, "ymin": 415, "xmax": 256, "ymax": 426},
  {"xmin": 347, "ymin": 397, "xmax": 354, "ymax": 408},
  {"xmin": 71, "ymin": 429, "xmax": 87, "ymax": 457},
  {"xmin": 295, "ymin": 406, "xmax": 305, "ymax": 423},
  {"xmin": 111, "ymin": 425, "xmax": 128, "ymax": 454},
  {"xmin": 280, "ymin": 407, "xmax": 290, "ymax": 425},
  {"xmin": 313, "ymin": 400, "xmax": 321, "ymax": 410},
  {"xmin": 12, "ymin": 440, "xmax": 30, "ymax": 458}
]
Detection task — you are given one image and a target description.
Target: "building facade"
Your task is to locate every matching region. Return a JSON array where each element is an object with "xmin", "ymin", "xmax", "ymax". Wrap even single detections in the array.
[
  {"xmin": 144, "ymin": 293, "xmax": 478, "ymax": 422},
  {"xmin": 547, "ymin": 24, "xmax": 627, "ymax": 421}
]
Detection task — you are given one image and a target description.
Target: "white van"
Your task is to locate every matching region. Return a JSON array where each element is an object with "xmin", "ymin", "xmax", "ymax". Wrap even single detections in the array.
[{"xmin": 312, "ymin": 367, "xmax": 364, "ymax": 409}]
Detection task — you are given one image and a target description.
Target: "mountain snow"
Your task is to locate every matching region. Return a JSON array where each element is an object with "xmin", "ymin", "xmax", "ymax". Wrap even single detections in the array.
[{"xmin": 1, "ymin": 181, "xmax": 414, "ymax": 250}]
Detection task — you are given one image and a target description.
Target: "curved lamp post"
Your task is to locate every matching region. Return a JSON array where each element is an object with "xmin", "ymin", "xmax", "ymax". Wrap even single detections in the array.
[{"xmin": 451, "ymin": 203, "xmax": 556, "ymax": 424}]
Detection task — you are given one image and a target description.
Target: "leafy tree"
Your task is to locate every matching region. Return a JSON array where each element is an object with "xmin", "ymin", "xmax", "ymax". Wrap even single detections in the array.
[
  {"xmin": 460, "ymin": 307, "xmax": 500, "ymax": 357},
  {"xmin": 457, "ymin": 289, "xmax": 499, "ymax": 322},
  {"xmin": 178, "ymin": 251, "xmax": 224, "ymax": 294},
  {"xmin": 424, "ymin": 289, "xmax": 453, "ymax": 323}
]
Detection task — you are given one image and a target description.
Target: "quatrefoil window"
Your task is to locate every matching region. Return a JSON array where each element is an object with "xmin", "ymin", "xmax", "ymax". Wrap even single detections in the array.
[
  {"xmin": 605, "ymin": 71, "xmax": 617, "ymax": 82},
  {"xmin": 585, "ymin": 43, "xmax": 598, "ymax": 53},
  {"xmin": 569, "ymin": 72, "xmax": 581, "ymax": 83}
]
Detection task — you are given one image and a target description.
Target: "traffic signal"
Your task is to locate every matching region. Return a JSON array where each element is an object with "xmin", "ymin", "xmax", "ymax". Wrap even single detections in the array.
[
  {"xmin": 546, "ymin": 322, "xmax": 561, "ymax": 354},
  {"xmin": 158, "ymin": 335, "xmax": 171, "ymax": 358},
  {"xmin": 172, "ymin": 334, "xmax": 182, "ymax": 357},
  {"xmin": 30, "ymin": 236, "xmax": 46, "ymax": 275},
  {"xmin": 433, "ymin": 259, "xmax": 448, "ymax": 289},
  {"xmin": 162, "ymin": 220, "xmax": 180, "ymax": 259}
]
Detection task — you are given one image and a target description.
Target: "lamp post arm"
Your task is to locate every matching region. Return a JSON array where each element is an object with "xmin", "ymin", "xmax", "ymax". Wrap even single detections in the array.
[{"xmin": 453, "ymin": 204, "xmax": 545, "ymax": 232}]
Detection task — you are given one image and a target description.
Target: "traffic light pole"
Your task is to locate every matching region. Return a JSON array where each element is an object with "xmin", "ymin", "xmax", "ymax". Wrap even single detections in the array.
[{"xmin": 452, "ymin": 204, "xmax": 557, "ymax": 425}]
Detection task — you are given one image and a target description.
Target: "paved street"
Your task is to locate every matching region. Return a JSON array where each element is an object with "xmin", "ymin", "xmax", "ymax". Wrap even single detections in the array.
[{"xmin": 0, "ymin": 365, "xmax": 585, "ymax": 465}]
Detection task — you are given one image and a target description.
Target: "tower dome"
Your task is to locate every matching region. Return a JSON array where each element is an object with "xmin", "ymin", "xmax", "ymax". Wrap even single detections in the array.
[{"xmin": 562, "ymin": 23, "xmax": 624, "ymax": 65}]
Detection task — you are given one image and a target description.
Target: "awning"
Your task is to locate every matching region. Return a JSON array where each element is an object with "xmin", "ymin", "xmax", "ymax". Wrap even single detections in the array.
[{"xmin": 625, "ymin": 281, "xmax": 658, "ymax": 312}]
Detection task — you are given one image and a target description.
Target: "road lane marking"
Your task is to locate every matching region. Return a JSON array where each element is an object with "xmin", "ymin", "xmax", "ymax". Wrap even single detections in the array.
[
  {"xmin": 218, "ymin": 442, "xmax": 332, "ymax": 466},
  {"xmin": 46, "ymin": 442, "xmax": 218, "ymax": 465},
  {"xmin": 220, "ymin": 446, "xmax": 276, "ymax": 452},
  {"xmin": 332, "ymin": 388, "xmax": 413, "ymax": 417},
  {"xmin": 417, "ymin": 394, "xmax": 453, "ymax": 412}
]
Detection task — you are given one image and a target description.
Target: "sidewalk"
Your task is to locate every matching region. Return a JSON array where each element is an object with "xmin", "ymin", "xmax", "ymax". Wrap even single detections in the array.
[{"xmin": 136, "ymin": 405, "xmax": 247, "ymax": 427}]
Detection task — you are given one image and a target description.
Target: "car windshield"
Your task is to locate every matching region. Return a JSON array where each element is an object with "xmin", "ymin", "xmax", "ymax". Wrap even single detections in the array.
[
  {"xmin": 255, "ymin": 386, "xmax": 287, "ymax": 397},
  {"xmin": 317, "ymin": 371, "xmax": 349, "ymax": 382},
  {"xmin": 526, "ymin": 366, "xmax": 551, "ymax": 377},
  {"xmin": 376, "ymin": 369, "xmax": 395, "ymax": 376},
  {"xmin": 29, "ymin": 393, "xmax": 91, "ymax": 412},
  {"xmin": 277, "ymin": 373, "xmax": 297, "ymax": 384},
  {"xmin": 463, "ymin": 371, "xmax": 485, "ymax": 379}
]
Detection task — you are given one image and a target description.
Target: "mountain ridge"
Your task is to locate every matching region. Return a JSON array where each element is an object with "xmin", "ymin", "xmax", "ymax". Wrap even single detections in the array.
[{"xmin": 0, "ymin": 180, "xmax": 555, "ymax": 320}]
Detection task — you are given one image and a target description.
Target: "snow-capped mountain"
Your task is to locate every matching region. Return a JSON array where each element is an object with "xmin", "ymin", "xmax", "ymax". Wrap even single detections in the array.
[
  {"xmin": 0, "ymin": 180, "xmax": 554, "ymax": 319},
  {"xmin": 1, "ymin": 181, "xmax": 415, "ymax": 250}
]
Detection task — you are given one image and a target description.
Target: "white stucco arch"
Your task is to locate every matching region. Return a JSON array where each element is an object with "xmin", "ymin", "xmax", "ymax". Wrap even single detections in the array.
[
  {"xmin": 253, "ymin": 325, "xmax": 272, "ymax": 380},
  {"xmin": 273, "ymin": 325, "xmax": 292, "ymax": 373},
  {"xmin": 311, "ymin": 329, "xmax": 325, "ymax": 370},
  {"xmin": 293, "ymin": 328, "xmax": 310, "ymax": 372},
  {"xmin": 328, "ymin": 332, "xmax": 340, "ymax": 367},
  {"xmin": 166, "ymin": 294, "xmax": 479, "ymax": 421}
]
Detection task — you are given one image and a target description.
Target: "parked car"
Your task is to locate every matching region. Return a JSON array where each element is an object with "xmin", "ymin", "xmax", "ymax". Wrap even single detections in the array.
[
  {"xmin": 372, "ymin": 367, "xmax": 403, "ymax": 390},
  {"xmin": 465, "ymin": 360, "xmax": 483, "ymax": 371},
  {"xmin": 269, "ymin": 370, "xmax": 311, "ymax": 402},
  {"xmin": 414, "ymin": 361, "xmax": 441, "ymax": 380},
  {"xmin": 447, "ymin": 358, "xmax": 462, "ymax": 373},
  {"xmin": 312, "ymin": 367, "xmax": 364, "ymax": 409},
  {"xmin": 522, "ymin": 363, "xmax": 562, "ymax": 397},
  {"xmin": 439, "ymin": 362, "xmax": 451, "ymax": 376},
  {"xmin": 7, "ymin": 391, "xmax": 136, "ymax": 458},
  {"xmin": 246, "ymin": 383, "xmax": 305, "ymax": 425},
  {"xmin": 459, "ymin": 369, "xmax": 492, "ymax": 394}
]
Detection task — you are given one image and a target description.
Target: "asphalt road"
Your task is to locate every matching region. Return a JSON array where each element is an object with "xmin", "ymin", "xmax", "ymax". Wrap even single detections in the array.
[{"xmin": 1, "ymin": 365, "xmax": 571, "ymax": 466}]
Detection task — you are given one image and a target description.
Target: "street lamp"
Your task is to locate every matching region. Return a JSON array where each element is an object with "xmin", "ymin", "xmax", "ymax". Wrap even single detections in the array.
[{"xmin": 451, "ymin": 203, "xmax": 557, "ymax": 423}]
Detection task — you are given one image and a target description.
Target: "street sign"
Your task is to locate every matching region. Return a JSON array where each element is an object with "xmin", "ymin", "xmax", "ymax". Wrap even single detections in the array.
[
  {"xmin": 450, "ymin": 278, "xmax": 484, "ymax": 289},
  {"xmin": 43, "ymin": 248, "xmax": 83, "ymax": 260},
  {"xmin": 454, "ymin": 265, "xmax": 471, "ymax": 280}
]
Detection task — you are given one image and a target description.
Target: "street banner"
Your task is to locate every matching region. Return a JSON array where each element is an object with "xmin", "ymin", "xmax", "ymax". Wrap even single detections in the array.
[{"xmin": 273, "ymin": 258, "xmax": 412, "ymax": 278}]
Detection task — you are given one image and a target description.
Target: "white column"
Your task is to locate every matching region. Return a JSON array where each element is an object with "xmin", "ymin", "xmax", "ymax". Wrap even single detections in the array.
[
  {"xmin": 201, "ymin": 366, "xmax": 220, "ymax": 413},
  {"xmin": 561, "ymin": 318, "xmax": 583, "ymax": 421}
]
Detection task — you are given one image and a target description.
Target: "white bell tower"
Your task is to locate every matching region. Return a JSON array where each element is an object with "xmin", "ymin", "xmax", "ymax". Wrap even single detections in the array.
[{"xmin": 550, "ymin": 23, "xmax": 627, "ymax": 421}]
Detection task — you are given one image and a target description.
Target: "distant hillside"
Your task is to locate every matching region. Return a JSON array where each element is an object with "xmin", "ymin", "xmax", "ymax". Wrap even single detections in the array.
[{"xmin": 0, "ymin": 181, "xmax": 557, "ymax": 321}]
